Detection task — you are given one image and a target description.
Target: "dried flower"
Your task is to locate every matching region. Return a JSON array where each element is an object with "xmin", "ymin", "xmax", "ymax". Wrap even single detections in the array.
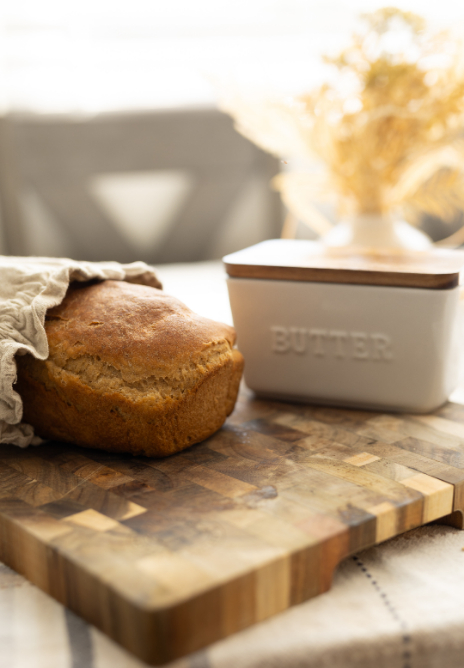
[{"xmin": 221, "ymin": 8, "xmax": 464, "ymax": 230}]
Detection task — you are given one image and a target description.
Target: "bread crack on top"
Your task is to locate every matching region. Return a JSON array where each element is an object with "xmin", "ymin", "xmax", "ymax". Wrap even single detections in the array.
[{"xmin": 15, "ymin": 280, "xmax": 244, "ymax": 457}]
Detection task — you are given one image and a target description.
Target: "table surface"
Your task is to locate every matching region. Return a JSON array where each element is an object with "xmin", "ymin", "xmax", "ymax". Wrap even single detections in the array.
[{"xmin": 2, "ymin": 261, "xmax": 464, "ymax": 668}]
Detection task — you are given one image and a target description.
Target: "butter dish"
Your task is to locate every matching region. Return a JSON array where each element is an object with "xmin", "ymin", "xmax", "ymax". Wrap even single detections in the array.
[{"xmin": 224, "ymin": 239, "xmax": 464, "ymax": 412}]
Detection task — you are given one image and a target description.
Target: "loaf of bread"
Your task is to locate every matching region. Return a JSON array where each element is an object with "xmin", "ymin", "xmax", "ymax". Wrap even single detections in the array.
[{"xmin": 15, "ymin": 280, "xmax": 244, "ymax": 457}]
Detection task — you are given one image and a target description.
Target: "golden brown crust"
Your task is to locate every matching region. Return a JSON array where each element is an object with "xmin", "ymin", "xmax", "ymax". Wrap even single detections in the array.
[{"xmin": 15, "ymin": 280, "xmax": 244, "ymax": 457}]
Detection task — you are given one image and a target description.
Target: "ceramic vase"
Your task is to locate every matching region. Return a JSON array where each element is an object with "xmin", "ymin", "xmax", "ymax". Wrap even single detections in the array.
[{"xmin": 322, "ymin": 213, "xmax": 432, "ymax": 251}]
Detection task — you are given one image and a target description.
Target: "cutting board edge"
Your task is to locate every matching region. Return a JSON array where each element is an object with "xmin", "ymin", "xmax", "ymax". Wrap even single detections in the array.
[
  {"xmin": 0, "ymin": 502, "xmax": 352, "ymax": 664},
  {"xmin": 2, "ymin": 499, "xmax": 463, "ymax": 664}
]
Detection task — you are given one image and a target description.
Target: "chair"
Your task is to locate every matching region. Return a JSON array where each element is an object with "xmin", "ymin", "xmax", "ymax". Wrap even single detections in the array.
[{"xmin": 0, "ymin": 109, "xmax": 282, "ymax": 263}]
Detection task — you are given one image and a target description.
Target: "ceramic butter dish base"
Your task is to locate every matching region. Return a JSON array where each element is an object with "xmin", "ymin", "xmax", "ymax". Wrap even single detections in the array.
[{"xmin": 224, "ymin": 240, "xmax": 464, "ymax": 413}]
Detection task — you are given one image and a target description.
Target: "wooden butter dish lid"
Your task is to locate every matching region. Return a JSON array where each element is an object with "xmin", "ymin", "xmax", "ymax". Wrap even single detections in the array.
[{"xmin": 223, "ymin": 239, "xmax": 464, "ymax": 290}]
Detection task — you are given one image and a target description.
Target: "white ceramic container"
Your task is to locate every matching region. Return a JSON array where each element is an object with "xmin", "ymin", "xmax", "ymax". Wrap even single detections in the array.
[{"xmin": 224, "ymin": 239, "xmax": 464, "ymax": 413}]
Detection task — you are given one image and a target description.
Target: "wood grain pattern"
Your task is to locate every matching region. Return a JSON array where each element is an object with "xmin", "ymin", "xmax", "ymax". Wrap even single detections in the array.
[
  {"xmin": 223, "ymin": 239, "xmax": 464, "ymax": 289},
  {"xmin": 0, "ymin": 388, "xmax": 464, "ymax": 665}
]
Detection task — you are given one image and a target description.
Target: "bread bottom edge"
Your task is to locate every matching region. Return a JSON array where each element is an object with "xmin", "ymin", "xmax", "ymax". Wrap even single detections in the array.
[{"xmin": 16, "ymin": 350, "xmax": 244, "ymax": 457}]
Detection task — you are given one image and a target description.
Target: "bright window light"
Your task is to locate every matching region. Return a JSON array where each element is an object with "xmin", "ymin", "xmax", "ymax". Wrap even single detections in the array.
[{"xmin": 0, "ymin": 1, "xmax": 463, "ymax": 113}]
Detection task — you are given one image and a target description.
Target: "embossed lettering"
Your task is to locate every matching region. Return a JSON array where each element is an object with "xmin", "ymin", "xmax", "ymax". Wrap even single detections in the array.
[
  {"xmin": 351, "ymin": 333, "xmax": 369, "ymax": 359},
  {"xmin": 270, "ymin": 326, "xmax": 393, "ymax": 362},
  {"xmin": 371, "ymin": 333, "xmax": 393, "ymax": 360},
  {"xmin": 290, "ymin": 328, "xmax": 307, "ymax": 354},
  {"xmin": 310, "ymin": 329, "xmax": 327, "ymax": 357},
  {"xmin": 329, "ymin": 330, "xmax": 348, "ymax": 358},
  {"xmin": 271, "ymin": 326, "xmax": 290, "ymax": 353}
]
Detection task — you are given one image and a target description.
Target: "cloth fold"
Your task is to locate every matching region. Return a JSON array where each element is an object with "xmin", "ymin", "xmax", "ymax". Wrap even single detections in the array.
[{"xmin": 0, "ymin": 256, "xmax": 161, "ymax": 448}]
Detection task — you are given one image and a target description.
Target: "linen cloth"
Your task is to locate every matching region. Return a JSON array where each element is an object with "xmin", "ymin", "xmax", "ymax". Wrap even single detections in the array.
[{"xmin": 0, "ymin": 256, "xmax": 160, "ymax": 448}]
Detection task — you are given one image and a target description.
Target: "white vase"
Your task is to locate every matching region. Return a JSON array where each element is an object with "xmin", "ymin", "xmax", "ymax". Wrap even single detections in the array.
[{"xmin": 322, "ymin": 213, "xmax": 432, "ymax": 251}]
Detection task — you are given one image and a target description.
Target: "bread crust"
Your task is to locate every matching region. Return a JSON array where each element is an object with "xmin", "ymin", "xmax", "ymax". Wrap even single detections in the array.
[{"xmin": 15, "ymin": 280, "xmax": 244, "ymax": 456}]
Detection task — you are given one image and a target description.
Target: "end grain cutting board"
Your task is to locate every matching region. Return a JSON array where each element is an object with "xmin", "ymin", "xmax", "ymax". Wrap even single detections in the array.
[{"xmin": 0, "ymin": 387, "xmax": 463, "ymax": 664}]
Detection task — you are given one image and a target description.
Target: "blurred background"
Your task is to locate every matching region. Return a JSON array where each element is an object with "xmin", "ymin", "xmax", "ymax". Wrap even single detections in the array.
[{"xmin": 1, "ymin": 0, "xmax": 463, "ymax": 264}]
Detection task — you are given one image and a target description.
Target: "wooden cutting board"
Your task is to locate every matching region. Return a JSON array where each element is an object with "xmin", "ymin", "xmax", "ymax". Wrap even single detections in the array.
[{"xmin": 0, "ymin": 387, "xmax": 463, "ymax": 665}]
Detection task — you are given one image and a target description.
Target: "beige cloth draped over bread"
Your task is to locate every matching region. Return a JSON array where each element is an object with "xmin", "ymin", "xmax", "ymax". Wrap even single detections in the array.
[{"xmin": 0, "ymin": 256, "xmax": 161, "ymax": 448}]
